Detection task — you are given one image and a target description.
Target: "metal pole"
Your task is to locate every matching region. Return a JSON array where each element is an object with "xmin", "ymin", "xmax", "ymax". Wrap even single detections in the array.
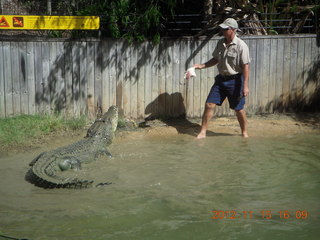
[{"xmin": 47, "ymin": 0, "xmax": 52, "ymax": 15}]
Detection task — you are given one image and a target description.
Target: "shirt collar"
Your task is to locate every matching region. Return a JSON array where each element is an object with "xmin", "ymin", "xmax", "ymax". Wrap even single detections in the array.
[{"xmin": 223, "ymin": 35, "xmax": 238, "ymax": 48}]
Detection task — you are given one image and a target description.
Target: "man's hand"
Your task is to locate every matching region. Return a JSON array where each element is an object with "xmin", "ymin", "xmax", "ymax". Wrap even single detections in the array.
[
  {"xmin": 193, "ymin": 64, "xmax": 205, "ymax": 70},
  {"xmin": 194, "ymin": 58, "xmax": 218, "ymax": 70},
  {"xmin": 242, "ymin": 64, "xmax": 250, "ymax": 97},
  {"xmin": 243, "ymin": 86, "xmax": 249, "ymax": 97}
]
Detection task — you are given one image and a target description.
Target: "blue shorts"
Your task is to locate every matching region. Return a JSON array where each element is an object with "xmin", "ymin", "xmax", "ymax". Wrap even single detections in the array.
[{"xmin": 206, "ymin": 74, "xmax": 245, "ymax": 111}]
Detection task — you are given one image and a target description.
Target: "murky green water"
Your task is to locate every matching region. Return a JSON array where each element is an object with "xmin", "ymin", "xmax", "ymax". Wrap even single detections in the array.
[{"xmin": 0, "ymin": 133, "xmax": 319, "ymax": 240}]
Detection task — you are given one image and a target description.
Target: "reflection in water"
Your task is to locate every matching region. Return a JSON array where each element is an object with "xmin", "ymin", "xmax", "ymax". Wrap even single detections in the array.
[{"xmin": 0, "ymin": 133, "xmax": 319, "ymax": 240}]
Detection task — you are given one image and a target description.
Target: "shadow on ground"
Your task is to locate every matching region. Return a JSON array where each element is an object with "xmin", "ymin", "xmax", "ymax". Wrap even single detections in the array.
[{"xmin": 142, "ymin": 92, "xmax": 234, "ymax": 137}]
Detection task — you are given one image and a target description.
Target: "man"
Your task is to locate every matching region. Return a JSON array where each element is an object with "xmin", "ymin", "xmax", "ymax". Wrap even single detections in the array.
[{"xmin": 194, "ymin": 18, "xmax": 250, "ymax": 138}]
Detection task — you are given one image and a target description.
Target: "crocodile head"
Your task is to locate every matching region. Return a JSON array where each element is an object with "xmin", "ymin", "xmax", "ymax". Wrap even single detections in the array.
[{"xmin": 86, "ymin": 106, "xmax": 118, "ymax": 138}]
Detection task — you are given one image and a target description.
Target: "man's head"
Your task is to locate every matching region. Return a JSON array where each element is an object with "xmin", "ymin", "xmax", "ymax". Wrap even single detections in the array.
[
  {"xmin": 219, "ymin": 18, "xmax": 238, "ymax": 40},
  {"xmin": 219, "ymin": 18, "xmax": 239, "ymax": 30}
]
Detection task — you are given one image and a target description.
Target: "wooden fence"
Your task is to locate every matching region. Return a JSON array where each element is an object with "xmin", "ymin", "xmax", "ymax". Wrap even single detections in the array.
[{"xmin": 0, "ymin": 34, "xmax": 319, "ymax": 119}]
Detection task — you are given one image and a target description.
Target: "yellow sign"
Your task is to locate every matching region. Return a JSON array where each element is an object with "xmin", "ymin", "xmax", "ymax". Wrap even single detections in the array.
[{"xmin": 0, "ymin": 15, "xmax": 100, "ymax": 30}]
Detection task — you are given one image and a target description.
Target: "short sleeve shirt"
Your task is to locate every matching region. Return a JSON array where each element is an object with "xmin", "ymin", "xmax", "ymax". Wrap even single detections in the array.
[{"xmin": 212, "ymin": 35, "xmax": 250, "ymax": 76}]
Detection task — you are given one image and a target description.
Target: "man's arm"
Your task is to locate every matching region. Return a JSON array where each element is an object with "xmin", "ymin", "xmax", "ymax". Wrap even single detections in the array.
[
  {"xmin": 242, "ymin": 63, "xmax": 249, "ymax": 97},
  {"xmin": 194, "ymin": 58, "xmax": 218, "ymax": 70}
]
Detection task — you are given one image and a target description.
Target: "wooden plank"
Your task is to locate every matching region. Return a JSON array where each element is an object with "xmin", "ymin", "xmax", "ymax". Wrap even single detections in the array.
[
  {"xmin": 55, "ymin": 41, "xmax": 66, "ymax": 115},
  {"xmin": 144, "ymin": 41, "xmax": 152, "ymax": 119},
  {"xmin": 261, "ymin": 38, "xmax": 271, "ymax": 112},
  {"xmin": 115, "ymin": 40, "xmax": 125, "ymax": 117},
  {"xmin": 275, "ymin": 39, "xmax": 284, "ymax": 112},
  {"xmin": 185, "ymin": 39, "xmax": 194, "ymax": 118},
  {"xmin": 172, "ymin": 40, "xmax": 182, "ymax": 117},
  {"xmin": 316, "ymin": 38, "xmax": 320, "ymax": 90},
  {"xmin": 0, "ymin": 42, "xmax": 5, "ymax": 117},
  {"xmin": 165, "ymin": 40, "xmax": 173, "ymax": 117},
  {"xmin": 49, "ymin": 41, "xmax": 57, "ymax": 114},
  {"xmin": 41, "ymin": 42, "xmax": 50, "ymax": 114},
  {"xmin": 26, "ymin": 42, "xmax": 36, "ymax": 115},
  {"xmin": 86, "ymin": 41, "xmax": 95, "ymax": 119},
  {"xmin": 136, "ymin": 41, "xmax": 146, "ymax": 119},
  {"xmin": 11, "ymin": 42, "xmax": 21, "ymax": 115},
  {"xmin": 157, "ymin": 41, "xmax": 166, "ymax": 117},
  {"xmin": 268, "ymin": 38, "xmax": 277, "ymax": 113},
  {"xmin": 247, "ymin": 38, "xmax": 257, "ymax": 114},
  {"xmin": 34, "ymin": 42, "xmax": 42, "ymax": 115},
  {"xmin": 290, "ymin": 39, "xmax": 298, "ymax": 95},
  {"xmin": 193, "ymin": 40, "xmax": 201, "ymax": 118},
  {"xmin": 55, "ymin": 42, "xmax": 67, "ymax": 115},
  {"xmin": 3, "ymin": 42, "xmax": 13, "ymax": 116},
  {"xmin": 64, "ymin": 41, "xmax": 73, "ymax": 117},
  {"xmin": 289, "ymin": 38, "xmax": 298, "ymax": 104},
  {"xmin": 302, "ymin": 37, "xmax": 312, "ymax": 102},
  {"xmin": 108, "ymin": 39, "xmax": 117, "ymax": 107},
  {"xmin": 282, "ymin": 38, "xmax": 291, "ymax": 110},
  {"xmin": 79, "ymin": 41, "xmax": 87, "ymax": 115},
  {"xmin": 101, "ymin": 40, "xmax": 109, "ymax": 113},
  {"xmin": 150, "ymin": 43, "xmax": 159, "ymax": 118},
  {"xmin": 296, "ymin": 38, "xmax": 305, "ymax": 105},
  {"xmin": 94, "ymin": 41, "xmax": 102, "ymax": 116},
  {"xmin": 19, "ymin": 42, "xmax": 28, "ymax": 115},
  {"xmin": 255, "ymin": 38, "xmax": 264, "ymax": 113},
  {"xmin": 309, "ymin": 37, "xmax": 319, "ymax": 107},
  {"xmin": 180, "ymin": 39, "xmax": 188, "ymax": 116},
  {"xmin": 122, "ymin": 41, "xmax": 131, "ymax": 118},
  {"xmin": 130, "ymin": 43, "xmax": 138, "ymax": 118},
  {"xmin": 72, "ymin": 41, "xmax": 81, "ymax": 117}
]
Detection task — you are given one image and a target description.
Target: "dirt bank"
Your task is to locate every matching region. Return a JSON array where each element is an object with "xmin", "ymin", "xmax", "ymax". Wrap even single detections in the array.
[
  {"xmin": 1, "ymin": 113, "xmax": 319, "ymax": 157},
  {"xmin": 115, "ymin": 113, "xmax": 320, "ymax": 142}
]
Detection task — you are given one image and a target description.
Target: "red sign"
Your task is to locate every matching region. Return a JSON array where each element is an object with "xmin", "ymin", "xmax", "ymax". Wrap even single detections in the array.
[
  {"xmin": 0, "ymin": 16, "xmax": 9, "ymax": 27},
  {"xmin": 13, "ymin": 17, "xmax": 24, "ymax": 27}
]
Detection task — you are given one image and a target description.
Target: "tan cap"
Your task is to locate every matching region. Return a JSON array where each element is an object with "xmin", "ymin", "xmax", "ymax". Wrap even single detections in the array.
[{"xmin": 219, "ymin": 18, "xmax": 239, "ymax": 29}]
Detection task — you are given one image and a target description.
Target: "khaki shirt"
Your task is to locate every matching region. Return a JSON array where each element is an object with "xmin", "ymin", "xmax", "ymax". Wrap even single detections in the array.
[{"xmin": 212, "ymin": 35, "xmax": 250, "ymax": 76}]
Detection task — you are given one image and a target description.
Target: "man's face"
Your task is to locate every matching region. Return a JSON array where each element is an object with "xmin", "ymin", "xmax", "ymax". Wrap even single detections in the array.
[{"xmin": 222, "ymin": 27, "xmax": 236, "ymax": 39}]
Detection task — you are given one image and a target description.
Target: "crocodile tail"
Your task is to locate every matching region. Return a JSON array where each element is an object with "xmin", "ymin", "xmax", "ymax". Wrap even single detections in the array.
[
  {"xmin": 25, "ymin": 169, "xmax": 94, "ymax": 189},
  {"xmin": 29, "ymin": 152, "xmax": 46, "ymax": 166}
]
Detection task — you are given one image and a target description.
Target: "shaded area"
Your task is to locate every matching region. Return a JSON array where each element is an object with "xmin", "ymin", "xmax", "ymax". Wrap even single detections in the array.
[
  {"xmin": 267, "ymin": 58, "xmax": 320, "ymax": 113},
  {"xmin": 32, "ymin": 39, "xmax": 173, "ymax": 118},
  {"xmin": 143, "ymin": 92, "xmax": 221, "ymax": 137}
]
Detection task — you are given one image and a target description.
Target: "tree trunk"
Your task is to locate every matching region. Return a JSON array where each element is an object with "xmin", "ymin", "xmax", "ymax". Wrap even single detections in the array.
[{"xmin": 203, "ymin": 0, "xmax": 213, "ymax": 22}]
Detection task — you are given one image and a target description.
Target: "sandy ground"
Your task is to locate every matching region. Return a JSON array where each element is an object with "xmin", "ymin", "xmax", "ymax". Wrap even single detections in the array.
[{"xmin": 1, "ymin": 113, "xmax": 319, "ymax": 157}]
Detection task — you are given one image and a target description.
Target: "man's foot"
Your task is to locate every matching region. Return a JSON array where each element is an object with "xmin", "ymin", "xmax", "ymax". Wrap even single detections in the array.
[
  {"xmin": 242, "ymin": 132, "xmax": 249, "ymax": 138},
  {"xmin": 196, "ymin": 131, "xmax": 206, "ymax": 139}
]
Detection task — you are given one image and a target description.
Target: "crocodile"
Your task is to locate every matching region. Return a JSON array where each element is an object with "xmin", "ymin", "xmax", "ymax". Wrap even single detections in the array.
[{"xmin": 25, "ymin": 106, "xmax": 118, "ymax": 189}]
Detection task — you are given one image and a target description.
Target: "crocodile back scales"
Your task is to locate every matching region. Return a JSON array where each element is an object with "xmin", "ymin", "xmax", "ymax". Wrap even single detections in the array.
[{"xmin": 26, "ymin": 106, "xmax": 118, "ymax": 189}]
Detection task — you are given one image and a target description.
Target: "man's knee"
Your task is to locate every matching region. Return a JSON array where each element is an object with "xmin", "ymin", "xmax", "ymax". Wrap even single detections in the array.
[
  {"xmin": 235, "ymin": 109, "xmax": 243, "ymax": 113},
  {"xmin": 235, "ymin": 109, "xmax": 246, "ymax": 116},
  {"xmin": 205, "ymin": 102, "xmax": 216, "ymax": 110}
]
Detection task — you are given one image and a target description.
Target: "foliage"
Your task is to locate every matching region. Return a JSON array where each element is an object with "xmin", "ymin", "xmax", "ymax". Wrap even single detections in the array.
[
  {"xmin": 18, "ymin": 0, "xmax": 319, "ymax": 38},
  {"xmin": 19, "ymin": 0, "xmax": 177, "ymax": 42},
  {"xmin": 255, "ymin": 0, "xmax": 319, "ymax": 34},
  {"xmin": 74, "ymin": 0, "xmax": 178, "ymax": 43}
]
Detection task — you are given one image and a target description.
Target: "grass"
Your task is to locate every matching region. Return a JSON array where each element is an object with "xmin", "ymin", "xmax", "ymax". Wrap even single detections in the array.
[{"xmin": 0, "ymin": 114, "xmax": 87, "ymax": 145}]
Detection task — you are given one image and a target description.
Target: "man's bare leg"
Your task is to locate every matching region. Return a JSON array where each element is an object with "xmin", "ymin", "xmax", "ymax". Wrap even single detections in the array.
[
  {"xmin": 235, "ymin": 109, "xmax": 248, "ymax": 137},
  {"xmin": 197, "ymin": 103, "xmax": 216, "ymax": 139}
]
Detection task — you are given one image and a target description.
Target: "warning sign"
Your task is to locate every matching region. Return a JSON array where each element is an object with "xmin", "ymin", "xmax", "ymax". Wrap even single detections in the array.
[
  {"xmin": 13, "ymin": 17, "xmax": 24, "ymax": 27},
  {"xmin": 0, "ymin": 15, "xmax": 99, "ymax": 30},
  {"xmin": 0, "ymin": 16, "xmax": 10, "ymax": 27}
]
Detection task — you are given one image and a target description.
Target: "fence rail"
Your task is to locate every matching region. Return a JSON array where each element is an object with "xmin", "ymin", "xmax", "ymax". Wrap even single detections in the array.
[{"xmin": 0, "ymin": 35, "xmax": 319, "ymax": 119}]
